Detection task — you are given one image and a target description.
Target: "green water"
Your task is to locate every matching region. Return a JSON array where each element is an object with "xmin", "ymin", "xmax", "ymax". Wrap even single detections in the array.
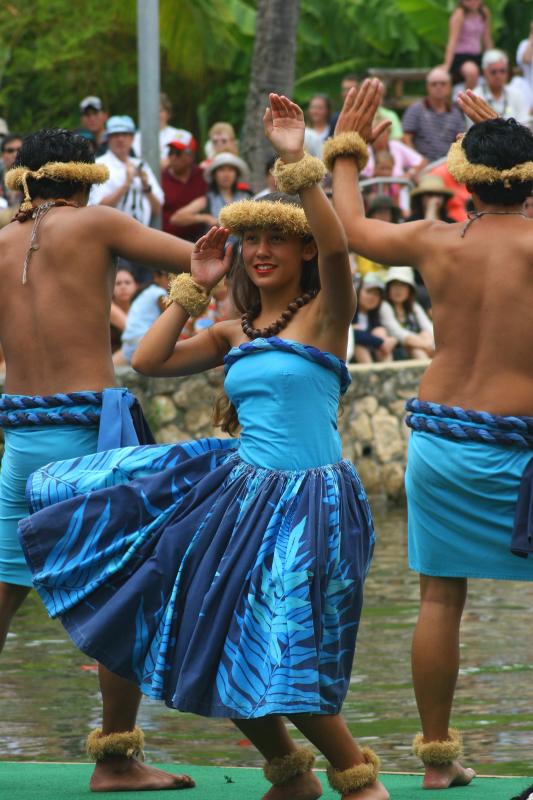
[{"xmin": 1, "ymin": 508, "xmax": 532, "ymax": 776}]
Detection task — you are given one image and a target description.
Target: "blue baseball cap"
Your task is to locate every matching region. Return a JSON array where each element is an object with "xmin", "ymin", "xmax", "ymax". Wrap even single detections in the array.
[{"xmin": 106, "ymin": 115, "xmax": 136, "ymax": 136}]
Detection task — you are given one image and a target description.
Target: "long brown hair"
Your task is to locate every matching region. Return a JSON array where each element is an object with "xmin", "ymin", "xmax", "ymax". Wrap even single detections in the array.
[
  {"xmin": 458, "ymin": 0, "xmax": 487, "ymax": 19},
  {"xmin": 213, "ymin": 193, "xmax": 320, "ymax": 435}
]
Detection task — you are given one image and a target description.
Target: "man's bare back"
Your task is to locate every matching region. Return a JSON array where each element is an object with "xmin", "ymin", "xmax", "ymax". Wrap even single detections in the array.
[{"xmin": 0, "ymin": 202, "xmax": 193, "ymax": 395}]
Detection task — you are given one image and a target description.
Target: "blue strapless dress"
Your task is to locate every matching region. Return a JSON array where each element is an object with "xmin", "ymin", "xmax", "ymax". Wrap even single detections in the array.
[{"xmin": 18, "ymin": 338, "xmax": 375, "ymax": 719}]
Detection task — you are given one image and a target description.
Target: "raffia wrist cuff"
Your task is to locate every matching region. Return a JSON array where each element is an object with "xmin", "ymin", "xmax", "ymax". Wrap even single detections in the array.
[
  {"xmin": 263, "ymin": 747, "xmax": 315, "ymax": 785},
  {"xmin": 327, "ymin": 747, "xmax": 380, "ymax": 794},
  {"xmin": 272, "ymin": 153, "xmax": 326, "ymax": 195},
  {"xmin": 413, "ymin": 728, "xmax": 463, "ymax": 766},
  {"xmin": 167, "ymin": 273, "xmax": 211, "ymax": 317},
  {"xmin": 322, "ymin": 132, "xmax": 369, "ymax": 172},
  {"xmin": 86, "ymin": 726, "xmax": 145, "ymax": 762}
]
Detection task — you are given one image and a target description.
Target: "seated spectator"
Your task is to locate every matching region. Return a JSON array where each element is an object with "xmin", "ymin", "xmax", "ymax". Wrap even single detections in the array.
[
  {"xmin": 403, "ymin": 68, "xmax": 465, "ymax": 162},
  {"xmin": 133, "ymin": 93, "xmax": 191, "ymax": 168},
  {"xmin": 0, "ymin": 134, "xmax": 22, "ymax": 208},
  {"xmin": 428, "ymin": 161, "xmax": 470, "ymax": 222},
  {"xmin": 472, "ymin": 50, "xmax": 530, "ymax": 124},
  {"xmin": 202, "ymin": 122, "xmax": 239, "ymax": 166},
  {"xmin": 77, "ymin": 96, "xmax": 108, "ymax": 155},
  {"xmin": 380, "ymin": 267, "xmax": 435, "ymax": 360},
  {"xmin": 162, "ymin": 134, "xmax": 208, "ymax": 242},
  {"xmin": 90, "ymin": 115, "xmax": 163, "ymax": 228},
  {"xmin": 363, "ymin": 116, "xmax": 427, "ymax": 180},
  {"xmin": 356, "ymin": 196, "xmax": 401, "ymax": 276},
  {"xmin": 110, "ymin": 268, "xmax": 139, "ymax": 360},
  {"xmin": 452, "ymin": 59, "xmax": 482, "ymax": 101},
  {"xmin": 516, "ymin": 21, "xmax": 533, "ymax": 115},
  {"xmin": 352, "ymin": 274, "xmax": 396, "ymax": 363},
  {"xmin": 119, "ymin": 271, "xmax": 169, "ymax": 365},
  {"xmin": 443, "ymin": 0, "xmax": 492, "ymax": 81},
  {"xmin": 407, "ymin": 175, "xmax": 455, "ymax": 223},
  {"xmin": 171, "ymin": 152, "xmax": 250, "ymax": 231},
  {"xmin": 306, "ymin": 94, "xmax": 333, "ymax": 152},
  {"xmin": 254, "ymin": 155, "xmax": 278, "ymax": 199}
]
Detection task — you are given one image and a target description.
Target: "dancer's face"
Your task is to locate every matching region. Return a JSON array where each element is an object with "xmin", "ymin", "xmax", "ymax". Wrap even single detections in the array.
[{"xmin": 241, "ymin": 228, "xmax": 316, "ymax": 291}]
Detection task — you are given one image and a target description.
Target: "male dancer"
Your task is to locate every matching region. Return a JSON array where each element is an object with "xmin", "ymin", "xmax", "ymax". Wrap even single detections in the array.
[
  {"xmin": 0, "ymin": 129, "xmax": 194, "ymax": 791},
  {"xmin": 326, "ymin": 81, "xmax": 533, "ymax": 789}
]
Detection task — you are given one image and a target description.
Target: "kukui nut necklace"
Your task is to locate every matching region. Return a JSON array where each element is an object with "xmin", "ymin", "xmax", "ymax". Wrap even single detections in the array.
[{"xmin": 241, "ymin": 290, "xmax": 318, "ymax": 340}]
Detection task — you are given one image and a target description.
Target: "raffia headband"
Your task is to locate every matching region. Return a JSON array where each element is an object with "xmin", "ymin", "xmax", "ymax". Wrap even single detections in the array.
[
  {"xmin": 219, "ymin": 199, "xmax": 311, "ymax": 237},
  {"xmin": 6, "ymin": 162, "xmax": 110, "ymax": 211},
  {"xmin": 447, "ymin": 137, "xmax": 533, "ymax": 187}
]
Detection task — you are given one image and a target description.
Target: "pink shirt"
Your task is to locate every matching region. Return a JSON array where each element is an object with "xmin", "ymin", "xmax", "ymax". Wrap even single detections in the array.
[
  {"xmin": 362, "ymin": 140, "xmax": 423, "ymax": 178},
  {"xmin": 455, "ymin": 13, "xmax": 485, "ymax": 55}
]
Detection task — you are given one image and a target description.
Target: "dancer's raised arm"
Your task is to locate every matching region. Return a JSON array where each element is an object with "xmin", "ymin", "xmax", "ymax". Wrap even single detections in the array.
[
  {"xmin": 330, "ymin": 79, "xmax": 433, "ymax": 268},
  {"xmin": 264, "ymin": 93, "xmax": 354, "ymax": 325}
]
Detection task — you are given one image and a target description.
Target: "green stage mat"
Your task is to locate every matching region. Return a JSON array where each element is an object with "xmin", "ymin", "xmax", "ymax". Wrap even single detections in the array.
[{"xmin": 0, "ymin": 762, "xmax": 529, "ymax": 799}]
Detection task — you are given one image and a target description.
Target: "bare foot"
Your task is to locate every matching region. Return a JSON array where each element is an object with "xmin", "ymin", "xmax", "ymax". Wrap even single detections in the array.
[
  {"xmin": 261, "ymin": 770, "xmax": 323, "ymax": 800},
  {"xmin": 90, "ymin": 757, "xmax": 195, "ymax": 791},
  {"xmin": 423, "ymin": 761, "xmax": 476, "ymax": 789},
  {"xmin": 343, "ymin": 780, "xmax": 390, "ymax": 799}
]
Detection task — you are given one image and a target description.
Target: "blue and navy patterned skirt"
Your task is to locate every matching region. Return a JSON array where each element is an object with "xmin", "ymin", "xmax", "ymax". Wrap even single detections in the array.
[{"xmin": 19, "ymin": 438, "xmax": 374, "ymax": 719}]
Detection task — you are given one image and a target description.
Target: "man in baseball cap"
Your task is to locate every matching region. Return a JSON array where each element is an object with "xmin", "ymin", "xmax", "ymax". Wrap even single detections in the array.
[
  {"xmin": 78, "ymin": 95, "xmax": 108, "ymax": 155},
  {"xmin": 162, "ymin": 133, "xmax": 208, "ymax": 241}
]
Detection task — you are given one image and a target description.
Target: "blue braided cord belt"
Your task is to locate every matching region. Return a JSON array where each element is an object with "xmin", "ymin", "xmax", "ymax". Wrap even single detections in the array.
[
  {"xmin": 405, "ymin": 398, "xmax": 533, "ymax": 450},
  {"xmin": 0, "ymin": 392, "xmax": 103, "ymax": 428}
]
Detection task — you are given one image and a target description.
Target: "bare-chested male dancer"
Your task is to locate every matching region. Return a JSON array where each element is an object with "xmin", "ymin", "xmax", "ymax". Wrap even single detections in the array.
[
  {"xmin": 0, "ymin": 129, "xmax": 195, "ymax": 792},
  {"xmin": 325, "ymin": 81, "xmax": 533, "ymax": 790}
]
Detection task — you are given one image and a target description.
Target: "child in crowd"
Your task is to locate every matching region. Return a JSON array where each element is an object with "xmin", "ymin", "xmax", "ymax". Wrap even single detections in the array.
[{"xmin": 20, "ymin": 95, "xmax": 388, "ymax": 799}]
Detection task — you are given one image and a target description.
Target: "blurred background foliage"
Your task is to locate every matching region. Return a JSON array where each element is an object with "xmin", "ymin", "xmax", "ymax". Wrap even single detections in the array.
[{"xmin": 1, "ymin": 0, "xmax": 532, "ymax": 141}]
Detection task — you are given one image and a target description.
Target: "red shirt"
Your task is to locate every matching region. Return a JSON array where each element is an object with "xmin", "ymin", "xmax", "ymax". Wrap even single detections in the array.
[{"xmin": 162, "ymin": 164, "xmax": 208, "ymax": 241}]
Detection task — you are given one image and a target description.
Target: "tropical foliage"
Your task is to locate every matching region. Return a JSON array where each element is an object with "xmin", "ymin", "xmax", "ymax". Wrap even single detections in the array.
[{"xmin": 1, "ymin": 0, "xmax": 532, "ymax": 136}]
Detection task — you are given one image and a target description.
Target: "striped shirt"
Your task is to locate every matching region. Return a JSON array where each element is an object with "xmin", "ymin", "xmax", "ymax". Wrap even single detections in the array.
[{"xmin": 402, "ymin": 100, "xmax": 465, "ymax": 162}]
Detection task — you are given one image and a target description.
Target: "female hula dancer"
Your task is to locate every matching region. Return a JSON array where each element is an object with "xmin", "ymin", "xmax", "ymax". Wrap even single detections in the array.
[{"xmin": 19, "ymin": 95, "xmax": 388, "ymax": 800}]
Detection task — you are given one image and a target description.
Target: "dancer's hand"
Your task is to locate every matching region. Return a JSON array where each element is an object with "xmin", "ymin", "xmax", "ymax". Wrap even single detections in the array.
[
  {"xmin": 191, "ymin": 226, "xmax": 233, "ymax": 291},
  {"xmin": 334, "ymin": 78, "xmax": 391, "ymax": 143},
  {"xmin": 263, "ymin": 93, "xmax": 305, "ymax": 163},
  {"xmin": 457, "ymin": 90, "xmax": 498, "ymax": 124}
]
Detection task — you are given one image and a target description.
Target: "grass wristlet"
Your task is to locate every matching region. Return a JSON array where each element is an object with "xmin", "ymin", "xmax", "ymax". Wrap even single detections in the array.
[
  {"xmin": 322, "ymin": 132, "xmax": 369, "ymax": 172},
  {"xmin": 272, "ymin": 153, "xmax": 326, "ymax": 194},
  {"xmin": 167, "ymin": 273, "xmax": 211, "ymax": 317}
]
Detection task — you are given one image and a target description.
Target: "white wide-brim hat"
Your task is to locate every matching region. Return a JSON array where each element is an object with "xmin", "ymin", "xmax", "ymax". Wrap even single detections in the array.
[
  {"xmin": 385, "ymin": 266, "xmax": 416, "ymax": 288},
  {"xmin": 204, "ymin": 152, "xmax": 250, "ymax": 183}
]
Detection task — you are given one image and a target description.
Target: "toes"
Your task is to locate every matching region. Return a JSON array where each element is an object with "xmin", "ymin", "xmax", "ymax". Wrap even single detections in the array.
[{"xmin": 175, "ymin": 773, "xmax": 195, "ymax": 789}]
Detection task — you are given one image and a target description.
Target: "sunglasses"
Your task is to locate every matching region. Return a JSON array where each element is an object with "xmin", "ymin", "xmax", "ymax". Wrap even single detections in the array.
[
  {"xmin": 3, "ymin": 147, "xmax": 19, "ymax": 153},
  {"xmin": 488, "ymin": 68, "xmax": 507, "ymax": 75},
  {"xmin": 212, "ymin": 137, "xmax": 230, "ymax": 144}
]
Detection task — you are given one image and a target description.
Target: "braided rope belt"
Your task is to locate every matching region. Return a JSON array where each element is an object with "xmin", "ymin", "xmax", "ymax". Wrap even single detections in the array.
[
  {"xmin": 405, "ymin": 398, "xmax": 533, "ymax": 450},
  {"xmin": 0, "ymin": 392, "xmax": 104, "ymax": 428}
]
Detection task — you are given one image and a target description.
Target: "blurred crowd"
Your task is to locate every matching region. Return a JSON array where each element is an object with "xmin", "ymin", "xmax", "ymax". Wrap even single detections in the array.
[{"xmin": 1, "ymin": 2, "xmax": 533, "ymax": 370}]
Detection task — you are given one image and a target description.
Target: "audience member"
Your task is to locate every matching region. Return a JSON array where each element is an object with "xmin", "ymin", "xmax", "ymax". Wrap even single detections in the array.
[
  {"xmin": 452, "ymin": 60, "xmax": 482, "ymax": 101},
  {"xmin": 380, "ymin": 267, "xmax": 435, "ymax": 360},
  {"xmin": 110, "ymin": 268, "xmax": 139, "ymax": 359},
  {"xmin": 364, "ymin": 115, "xmax": 426, "ymax": 180},
  {"xmin": 402, "ymin": 68, "xmax": 465, "ymax": 161},
  {"xmin": 0, "ymin": 134, "xmax": 22, "ymax": 207},
  {"xmin": 472, "ymin": 50, "xmax": 530, "ymax": 124},
  {"xmin": 444, "ymin": 0, "xmax": 492, "ymax": 80},
  {"xmin": 515, "ymin": 21, "xmax": 533, "ymax": 114},
  {"xmin": 118, "ymin": 271, "xmax": 169, "ymax": 365},
  {"xmin": 77, "ymin": 96, "xmax": 108, "ymax": 155},
  {"xmin": 428, "ymin": 161, "xmax": 470, "ymax": 222},
  {"xmin": 352, "ymin": 274, "xmax": 396, "ymax": 363},
  {"xmin": 133, "ymin": 93, "xmax": 190, "ymax": 168},
  {"xmin": 202, "ymin": 122, "xmax": 239, "ymax": 165},
  {"xmin": 407, "ymin": 175, "xmax": 455, "ymax": 223},
  {"xmin": 90, "ymin": 115, "xmax": 163, "ymax": 228},
  {"xmin": 170, "ymin": 152, "xmax": 250, "ymax": 231},
  {"xmin": 162, "ymin": 134, "xmax": 208, "ymax": 242},
  {"xmin": 254, "ymin": 155, "xmax": 278, "ymax": 199},
  {"xmin": 306, "ymin": 94, "xmax": 333, "ymax": 151}
]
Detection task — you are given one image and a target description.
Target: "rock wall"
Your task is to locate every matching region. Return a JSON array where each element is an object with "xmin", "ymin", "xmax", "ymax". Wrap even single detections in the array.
[{"xmin": 0, "ymin": 360, "xmax": 427, "ymax": 502}]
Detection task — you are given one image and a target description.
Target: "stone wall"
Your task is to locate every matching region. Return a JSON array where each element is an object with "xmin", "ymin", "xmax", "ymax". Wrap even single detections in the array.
[{"xmin": 0, "ymin": 360, "xmax": 427, "ymax": 502}]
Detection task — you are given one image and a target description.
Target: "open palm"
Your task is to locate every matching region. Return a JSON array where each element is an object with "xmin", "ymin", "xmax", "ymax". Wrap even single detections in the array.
[
  {"xmin": 335, "ymin": 78, "xmax": 391, "ymax": 144},
  {"xmin": 263, "ymin": 93, "xmax": 305, "ymax": 160},
  {"xmin": 191, "ymin": 226, "xmax": 233, "ymax": 291}
]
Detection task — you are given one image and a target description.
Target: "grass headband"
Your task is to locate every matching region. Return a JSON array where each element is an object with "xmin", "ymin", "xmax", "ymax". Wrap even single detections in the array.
[
  {"xmin": 6, "ymin": 162, "xmax": 110, "ymax": 211},
  {"xmin": 219, "ymin": 199, "xmax": 311, "ymax": 237},
  {"xmin": 447, "ymin": 137, "xmax": 533, "ymax": 188}
]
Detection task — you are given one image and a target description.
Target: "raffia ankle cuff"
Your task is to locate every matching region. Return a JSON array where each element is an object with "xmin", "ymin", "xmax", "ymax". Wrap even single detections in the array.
[
  {"xmin": 272, "ymin": 153, "xmax": 326, "ymax": 195},
  {"xmin": 322, "ymin": 132, "xmax": 369, "ymax": 172},
  {"xmin": 327, "ymin": 747, "xmax": 380, "ymax": 794},
  {"xmin": 412, "ymin": 728, "xmax": 463, "ymax": 766},
  {"xmin": 263, "ymin": 746, "xmax": 316, "ymax": 785},
  {"xmin": 86, "ymin": 726, "xmax": 145, "ymax": 761},
  {"xmin": 167, "ymin": 273, "xmax": 211, "ymax": 317}
]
